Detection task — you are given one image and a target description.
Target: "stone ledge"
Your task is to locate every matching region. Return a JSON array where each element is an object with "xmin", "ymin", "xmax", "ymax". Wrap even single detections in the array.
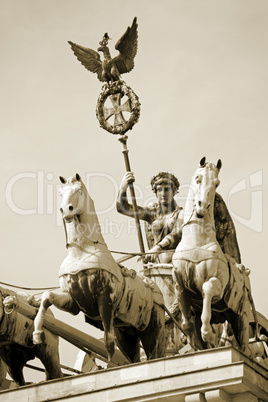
[{"xmin": 0, "ymin": 347, "xmax": 267, "ymax": 402}]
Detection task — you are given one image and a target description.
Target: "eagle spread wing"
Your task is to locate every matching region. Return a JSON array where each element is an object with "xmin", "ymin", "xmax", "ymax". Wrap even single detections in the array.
[
  {"xmin": 68, "ymin": 18, "xmax": 138, "ymax": 82},
  {"xmin": 68, "ymin": 41, "xmax": 104, "ymax": 81},
  {"xmin": 113, "ymin": 17, "xmax": 138, "ymax": 74},
  {"xmin": 214, "ymin": 192, "xmax": 241, "ymax": 263}
]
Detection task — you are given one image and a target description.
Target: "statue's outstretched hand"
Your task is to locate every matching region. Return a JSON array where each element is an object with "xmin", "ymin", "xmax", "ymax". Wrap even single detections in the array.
[{"xmin": 143, "ymin": 245, "xmax": 162, "ymax": 263}]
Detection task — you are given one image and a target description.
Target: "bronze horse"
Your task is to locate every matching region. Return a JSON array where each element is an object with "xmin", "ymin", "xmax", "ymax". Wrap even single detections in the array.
[
  {"xmin": 0, "ymin": 289, "xmax": 62, "ymax": 386},
  {"xmin": 172, "ymin": 158, "xmax": 253, "ymax": 356},
  {"xmin": 33, "ymin": 174, "xmax": 167, "ymax": 362}
]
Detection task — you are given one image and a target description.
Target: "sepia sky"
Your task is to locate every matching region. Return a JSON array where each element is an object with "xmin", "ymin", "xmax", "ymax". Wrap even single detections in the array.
[{"xmin": 1, "ymin": 0, "xmax": 268, "ymax": 378}]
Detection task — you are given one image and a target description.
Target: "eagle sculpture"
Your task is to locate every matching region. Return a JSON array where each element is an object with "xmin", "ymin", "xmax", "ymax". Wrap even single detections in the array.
[{"xmin": 68, "ymin": 17, "xmax": 138, "ymax": 83}]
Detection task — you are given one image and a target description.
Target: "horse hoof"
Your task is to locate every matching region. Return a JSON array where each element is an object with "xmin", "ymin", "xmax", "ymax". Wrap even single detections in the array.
[
  {"xmin": 32, "ymin": 330, "xmax": 44, "ymax": 344},
  {"xmin": 182, "ymin": 321, "xmax": 194, "ymax": 334},
  {"xmin": 243, "ymin": 346, "xmax": 253, "ymax": 359},
  {"xmin": 201, "ymin": 330, "xmax": 215, "ymax": 346}
]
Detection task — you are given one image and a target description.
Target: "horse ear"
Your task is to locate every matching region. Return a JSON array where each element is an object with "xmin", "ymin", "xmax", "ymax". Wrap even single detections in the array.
[
  {"xmin": 216, "ymin": 159, "xmax": 222, "ymax": 171},
  {"xmin": 76, "ymin": 173, "xmax": 81, "ymax": 181},
  {"xmin": 200, "ymin": 156, "xmax": 206, "ymax": 167},
  {"xmin": 59, "ymin": 176, "xmax": 67, "ymax": 184}
]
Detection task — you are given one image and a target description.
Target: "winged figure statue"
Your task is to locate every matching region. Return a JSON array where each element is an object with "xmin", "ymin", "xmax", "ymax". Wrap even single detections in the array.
[{"xmin": 68, "ymin": 17, "xmax": 138, "ymax": 83}]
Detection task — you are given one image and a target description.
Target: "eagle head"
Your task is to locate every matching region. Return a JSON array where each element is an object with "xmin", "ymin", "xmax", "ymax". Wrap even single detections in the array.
[{"xmin": 98, "ymin": 33, "xmax": 111, "ymax": 47}]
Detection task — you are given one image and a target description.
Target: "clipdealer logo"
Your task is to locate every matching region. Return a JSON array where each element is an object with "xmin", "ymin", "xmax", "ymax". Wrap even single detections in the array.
[
  {"xmin": 227, "ymin": 170, "xmax": 263, "ymax": 233},
  {"xmin": 5, "ymin": 171, "xmax": 121, "ymax": 226},
  {"xmin": 5, "ymin": 170, "xmax": 264, "ymax": 233}
]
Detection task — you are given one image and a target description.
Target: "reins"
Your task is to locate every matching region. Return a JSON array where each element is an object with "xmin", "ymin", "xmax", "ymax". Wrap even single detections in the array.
[
  {"xmin": 181, "ymin": 209, "xmax": 194, "ymax": 230},
  {"xmin": 62, "ymin": 217, "xmax": 69, "ymax": 248},
  {"xmin": 62, "ymin": 214, "xmax": 106, "ymax": 249}
]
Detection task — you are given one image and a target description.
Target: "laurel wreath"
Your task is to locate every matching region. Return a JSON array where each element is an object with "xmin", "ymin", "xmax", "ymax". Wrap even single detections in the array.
[{"xmin": 96, "ymin": 81, "xmax": 141, "ymax": 135}]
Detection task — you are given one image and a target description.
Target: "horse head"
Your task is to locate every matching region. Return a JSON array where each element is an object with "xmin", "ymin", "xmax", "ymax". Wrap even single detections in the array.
[
  {"xmin": 59, "ymin": 174, "xmax": 87, "ymax": 223},
  {"xmin": 192, "ymin": 157, "xmax": 222, "ymax": 218},
  {"xmin": 59, "ymin": 174, "xmax": 105, "ymax": 246}
]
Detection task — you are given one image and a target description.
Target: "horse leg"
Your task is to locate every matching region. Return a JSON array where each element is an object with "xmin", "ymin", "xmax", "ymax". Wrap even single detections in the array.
[
  {"xmin": 35, "ymin": 332, "xmax": 63, "ymax": 380},
  {"xmin": 201, "ymin": 277, "xmax": 222, "ymax": 345},
  {"xmin": 139, "ymin": 304, "xmax": 167, "ymax": 360},
  {"xmin": 5, "ymin": 363, "xmax": 25, "ymax": 387},
  {"xmin": 33, "ymin": 290, "xmax": 80, "ymax": 344},
  {"xmin": 238, "ymin": 296, "xmax": 252, "ymax": 356},
  {"xmin": 97, "ymin": 294, "xmax": 116, "ymax": 361},
  {"xmin": 0, "ymin": 346, "xmax": 29, "ymax": 386},
  {"xmin": 173, "ymin": 281, "xmax": 196, "ymax": 348},
  {"xmin": 173, "ymin": 263, "xmax": 197, "ymax": 347},
  {"xmin": 228, "ymin": 301, "xmax": 252, "ymax": 357},
  {"xmin": 219, "ymin": 320, "xmax": 235, "ymax": 347},
  {"xmin": 192, "ymin": 312, "xmax": 208, "ymax": 350},
  {"xmin": 0, "ymin": 358, "xmax": 6, "ymax": 388},
  {"xmin": 114, "ymin": 327, "xmax": 140, "ymax": 363}
]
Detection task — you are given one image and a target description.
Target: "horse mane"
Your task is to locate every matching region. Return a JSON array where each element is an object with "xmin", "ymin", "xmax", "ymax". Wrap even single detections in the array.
[
  {"xmin": 214, "ymin": 193, "xmax": 241, "ymax": 263},
  {"xmin": 73, "ymin": 176, "xmax": 106, "ymax": 245}
]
